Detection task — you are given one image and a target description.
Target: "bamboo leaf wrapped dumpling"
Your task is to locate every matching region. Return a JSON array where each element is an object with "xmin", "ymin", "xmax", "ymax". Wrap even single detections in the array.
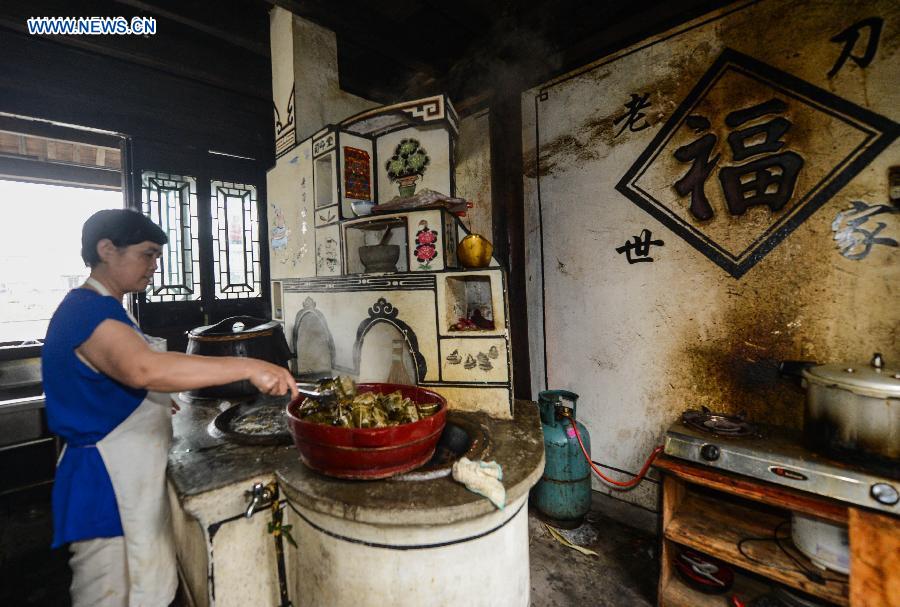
[{"xmin": 296, "ymin": 377, "xmax": 438, "ymax": 428}]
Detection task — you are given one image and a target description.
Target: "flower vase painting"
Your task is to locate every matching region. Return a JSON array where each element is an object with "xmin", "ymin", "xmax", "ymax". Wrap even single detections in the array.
[
  {"xmin": 414, "ymin": 220, "xmax": 439, "ymax": 270},
  {"xmin": 385, "ymin": 138, "xmax": 430, "ymax": 197}
]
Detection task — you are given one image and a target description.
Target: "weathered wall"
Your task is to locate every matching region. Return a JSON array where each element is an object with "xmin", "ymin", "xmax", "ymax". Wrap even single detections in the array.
[
  {"xmin": 523, "ymin": 0, "xmax": 900, "ymax": 511},
  {"xmin": 267, "ymin": 140, "xmax": 315, "ymax": 278},
  {"xmin": 291, "ymin": 16, "xmax": 378, "ymax": 142},
  {"xmin": 455, "ymin": 109, "xmax": 494, "ymax": 238}
]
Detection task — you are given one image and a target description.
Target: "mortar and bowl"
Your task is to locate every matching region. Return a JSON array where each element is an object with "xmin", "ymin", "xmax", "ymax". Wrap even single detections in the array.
[
  {"xmin": 359, "ymin": 244, "xmax": 400, "ymax": 272},
  {"xmin": 359, "ymin": 225, "xmax": 400, "ymax": 272}
]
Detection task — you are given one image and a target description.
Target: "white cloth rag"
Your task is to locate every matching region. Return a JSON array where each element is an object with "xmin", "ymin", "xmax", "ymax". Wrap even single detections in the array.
[{"xmin": 451, "ymin": 457, "xmax": 506, "ymax": 509}]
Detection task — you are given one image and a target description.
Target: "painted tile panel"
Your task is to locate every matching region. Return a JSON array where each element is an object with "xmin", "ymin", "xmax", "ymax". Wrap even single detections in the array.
[{"xmin": 441, "ymin": 337, "xmax": 509, "ymax": 383}]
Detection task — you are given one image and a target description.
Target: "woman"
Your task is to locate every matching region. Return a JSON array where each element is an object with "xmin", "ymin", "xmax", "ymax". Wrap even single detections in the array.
[{"xmin": 42, "ymin": 209, "xmax": 297, "ymax": 607}]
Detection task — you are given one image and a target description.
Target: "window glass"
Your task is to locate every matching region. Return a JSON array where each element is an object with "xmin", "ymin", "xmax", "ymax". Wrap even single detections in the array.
[
  {"xmin": 211, "ymin": 180, "xmax": 260, "ymax": 299},
  {"xmin": 0, "ymin": 179, "xmax": 122, "ymax": 342},
  {"xmin": 141, "ymin": 171, "xmax": 200, "ymax": 302}
]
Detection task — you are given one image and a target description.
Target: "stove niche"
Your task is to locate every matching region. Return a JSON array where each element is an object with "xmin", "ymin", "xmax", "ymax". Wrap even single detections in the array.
[
  {"xmin": 292, "ymin": 297, "xmax": 335, "ymax": 379},
  {"xmin": 314, "ymin": 153, "xmax": 335, "ymax": 208},
  {"xmin": 445, "ymin": 275, "xmax": 494, "ymax": 332},
  {"xmin": 357, "ymin": 324, "xmax": 415, "ymax": 384},
  {"xmin": 344, "ymin": 217, "xmax": 408, "ymax": 274}
]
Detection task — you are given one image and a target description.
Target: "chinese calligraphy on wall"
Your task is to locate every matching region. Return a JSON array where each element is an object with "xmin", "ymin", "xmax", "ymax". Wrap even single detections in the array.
[{"xmin": 616, "ymin": 48, "xmax": 899, "ymax": 278}]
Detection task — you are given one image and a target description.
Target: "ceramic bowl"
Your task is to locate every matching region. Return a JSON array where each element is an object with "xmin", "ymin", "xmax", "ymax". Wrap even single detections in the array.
[
  {"xmin": 285, "ymin": 383, "xmax": 448, "ymax": 479},
  {"xmin": 350, "ymin": 200, "xmax": 376, "ymax": 217}
]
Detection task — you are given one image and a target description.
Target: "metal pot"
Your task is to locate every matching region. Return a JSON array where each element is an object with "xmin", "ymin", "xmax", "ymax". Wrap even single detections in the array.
[
  {"xmin": 186, "ymin": 316, "xmax": 292, "ymax": 399},
  {"xmin": 799, "ymin": 353, "xmax": 900, "ymax": 464}
]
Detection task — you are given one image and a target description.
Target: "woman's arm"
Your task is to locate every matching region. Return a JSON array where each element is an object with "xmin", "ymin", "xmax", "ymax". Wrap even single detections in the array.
[{"xmin": 77, "ymin": 318, "xmax": 298, "ymax": 399}]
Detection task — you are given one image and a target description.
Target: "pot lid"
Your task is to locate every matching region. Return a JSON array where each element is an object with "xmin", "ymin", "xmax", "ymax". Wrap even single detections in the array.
[{"xmin": 802, "ymin": 353, "xmax": 900, "ymax": 398}]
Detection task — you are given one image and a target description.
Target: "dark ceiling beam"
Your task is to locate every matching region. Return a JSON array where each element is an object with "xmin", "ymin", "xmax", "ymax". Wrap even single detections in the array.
[
  {"xmin": 262, "ymin": 0, "xmax": 441, "ymax": 80},
  {"xmin": 110, "ymin": 0, "xmax": 270, "ymax": 56},
  {"xmin": 429, "ymin": 0, "xmax": 735, "ymax": 110},
  {"xmin": 411, "ymin": 0, "xmax": 489, "ymax": 38},
  {"xmin": 548, "ymin": 0, "xmax": 733, "ymax": 84},
  {"xmin": 0, "ymin": 19, "xmax": 269, "ymax": 102},
  {"xmin": 0, "ymin": 25, "xmax": 272, "ymax": 160}
]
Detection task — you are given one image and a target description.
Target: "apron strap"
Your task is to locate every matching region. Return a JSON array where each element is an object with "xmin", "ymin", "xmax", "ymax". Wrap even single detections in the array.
[{"xmin": 83, "ymin": 277, "xmax": 140, "ymax": 327}]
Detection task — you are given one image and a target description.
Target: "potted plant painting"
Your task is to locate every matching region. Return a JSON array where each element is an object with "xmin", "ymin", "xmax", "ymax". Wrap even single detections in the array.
[{"xmin": 385, "ymin": 138, "xmax": 430, "ymax": 197}]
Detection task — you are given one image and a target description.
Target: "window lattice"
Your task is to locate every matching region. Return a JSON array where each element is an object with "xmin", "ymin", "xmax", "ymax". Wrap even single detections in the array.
[
  {"xmin": 211, "ymin": 180, "xmax": 261, "ymax": 299},
  {"xmin": 141, "ymin": 172, "xmax": 200, "ymax": 302}
]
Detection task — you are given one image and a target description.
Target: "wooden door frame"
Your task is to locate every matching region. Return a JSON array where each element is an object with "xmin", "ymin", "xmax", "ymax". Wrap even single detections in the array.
[{"xmin": 125, "ymin": 137, "xmax": 271, "ymax": 351}]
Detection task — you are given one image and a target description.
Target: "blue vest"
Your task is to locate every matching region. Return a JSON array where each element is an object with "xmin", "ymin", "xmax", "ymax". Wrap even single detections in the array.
[{"xmin": 43, "ymin": 288, "xmax": 148, "ymax": 546}]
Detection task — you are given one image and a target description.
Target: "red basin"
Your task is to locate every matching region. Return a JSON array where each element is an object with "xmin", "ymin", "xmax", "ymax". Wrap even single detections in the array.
[{"xmin": 285, "ymin": 383, "xmax": 448, "ymax": 480}]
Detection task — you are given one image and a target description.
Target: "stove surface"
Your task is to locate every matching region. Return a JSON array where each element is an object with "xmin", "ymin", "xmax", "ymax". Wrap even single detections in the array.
[{"xmin": 665, "ymin": 420, "xmax": 899, "ymax": 515}]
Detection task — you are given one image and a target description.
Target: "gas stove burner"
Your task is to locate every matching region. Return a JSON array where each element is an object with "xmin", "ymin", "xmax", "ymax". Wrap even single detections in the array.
[{"xmin": 682, "ymin": 408, "xmax": 758, "ymax": 438}]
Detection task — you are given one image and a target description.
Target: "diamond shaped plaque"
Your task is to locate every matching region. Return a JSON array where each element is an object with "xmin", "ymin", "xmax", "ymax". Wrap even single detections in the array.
[{"xmin": 616, "ymin": 48, "xmax": 899, "ymax": 278}]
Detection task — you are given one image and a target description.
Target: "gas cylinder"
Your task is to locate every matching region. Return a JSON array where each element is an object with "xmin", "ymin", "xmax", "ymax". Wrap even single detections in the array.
[{"xmin": 531, "ymin": 390, "xmax": 592, "ymax": 528}]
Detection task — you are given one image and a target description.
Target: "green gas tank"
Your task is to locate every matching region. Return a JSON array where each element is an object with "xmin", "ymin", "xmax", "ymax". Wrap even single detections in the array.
[{"xmin": 531, "ymin": 390, "xmax": 592, "ymax": 528}]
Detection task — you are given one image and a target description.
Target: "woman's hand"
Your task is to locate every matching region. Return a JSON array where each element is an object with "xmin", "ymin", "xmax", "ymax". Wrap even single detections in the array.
[{"xmin": 246, "ymin": 359, "xmax": 299, "ymax": 400}]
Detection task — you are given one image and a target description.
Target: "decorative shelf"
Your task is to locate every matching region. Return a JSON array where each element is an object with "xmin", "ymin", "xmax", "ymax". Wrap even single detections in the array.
[{"xmin": 349, "ymin": 217, "xmax": 406, "ymax": 231}]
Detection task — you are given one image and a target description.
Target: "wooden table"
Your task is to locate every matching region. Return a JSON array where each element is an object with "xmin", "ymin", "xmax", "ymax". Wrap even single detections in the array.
[{"xmin": 655, "ymin": 456, "xmax": 899, "ymax": 607}]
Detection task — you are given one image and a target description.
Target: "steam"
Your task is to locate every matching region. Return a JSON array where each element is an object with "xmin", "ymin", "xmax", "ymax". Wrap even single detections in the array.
[{"xmin": 387, "ymin": 13, "xmax": 565, "ymax": 108}]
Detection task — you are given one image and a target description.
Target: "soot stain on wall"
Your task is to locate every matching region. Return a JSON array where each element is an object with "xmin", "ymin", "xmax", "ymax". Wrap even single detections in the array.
[
  {"xmin": 524, "ymin": 42, "xmax": 716, "ymax": 179},
  {"xmin": 674, "ymin": 304, "xmax": 808, "ymax": 429},
  {"xmin": 665, "ymin": 211, "xmax": 846, "ymax": 429}
]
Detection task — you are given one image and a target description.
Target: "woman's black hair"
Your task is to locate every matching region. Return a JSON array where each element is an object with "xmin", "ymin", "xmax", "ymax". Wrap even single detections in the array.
[{"xmin": 81, "ymin": 209, "xmax": 168, "ymax": 267}]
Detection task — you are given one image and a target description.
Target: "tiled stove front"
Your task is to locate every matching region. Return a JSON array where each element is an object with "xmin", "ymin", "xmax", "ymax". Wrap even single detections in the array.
[
  {"xmin": 268, "ymin": 95, "xmax": 514, "ymax": 418},
  {"xmin": 167, "ymin": 96, "xmax": 539, "ymax": 607}
]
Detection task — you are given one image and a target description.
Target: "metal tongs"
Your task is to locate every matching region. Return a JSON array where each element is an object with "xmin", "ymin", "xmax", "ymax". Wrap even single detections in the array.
[{"xmin": 295, "ymin": 381, "xmax": 336, "ymax": 401}]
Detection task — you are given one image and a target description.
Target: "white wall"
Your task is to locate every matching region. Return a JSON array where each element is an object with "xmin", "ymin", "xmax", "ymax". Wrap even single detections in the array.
[
  {"xmin": 523, "ymin": 0, "xmax": 900, "ymax": 510},
  {"xmin": 454, "ymin": 109, "xmax": 493, "ymax": 238}
]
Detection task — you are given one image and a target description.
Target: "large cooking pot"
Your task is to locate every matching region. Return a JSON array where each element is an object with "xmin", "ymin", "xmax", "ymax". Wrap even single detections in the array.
[
  {"xmin": 787, "ymin": 353, "xmax": 900, "ymax": 465},
  {"xmin": 186, "ymin": 316, "xmax": 292, "ymax": 399}
]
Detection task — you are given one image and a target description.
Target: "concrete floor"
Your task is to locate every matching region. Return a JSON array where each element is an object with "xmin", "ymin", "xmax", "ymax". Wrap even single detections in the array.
[
  {"xmin": 0, "ymin": 489, "xmax": 658, "ymax": 606},
  {"xmin": 0, "ymin": 487, "xmax": 70, "ymax": 607},
  {"xmin": 528, "ymin": 506, "xmax": 658, "ymax": 607}
]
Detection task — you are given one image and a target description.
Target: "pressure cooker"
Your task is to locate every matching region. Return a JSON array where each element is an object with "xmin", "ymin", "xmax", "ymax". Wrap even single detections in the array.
[
  {"xmin": 186, "ymin": 316, "xmax": 292, "ymax": 399},
  {"xmin": 786, "ymin": 353, "xmax": 900, "ymax": 465}
]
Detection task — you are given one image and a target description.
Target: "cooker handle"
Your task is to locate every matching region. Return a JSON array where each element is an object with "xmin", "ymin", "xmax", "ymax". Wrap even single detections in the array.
[
  {"xmin": 201, "ymin": 315, "xmax": 269, "ymax": 335},
  {"xmin": 778, "ymin": 360, "xmax": 817, "ymax": 387}
]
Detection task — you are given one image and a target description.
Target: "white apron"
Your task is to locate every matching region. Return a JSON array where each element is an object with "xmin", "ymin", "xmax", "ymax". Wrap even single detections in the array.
[{"xmin": 85, "ymin": 278, "xmax": 178, "ymax": 606}]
